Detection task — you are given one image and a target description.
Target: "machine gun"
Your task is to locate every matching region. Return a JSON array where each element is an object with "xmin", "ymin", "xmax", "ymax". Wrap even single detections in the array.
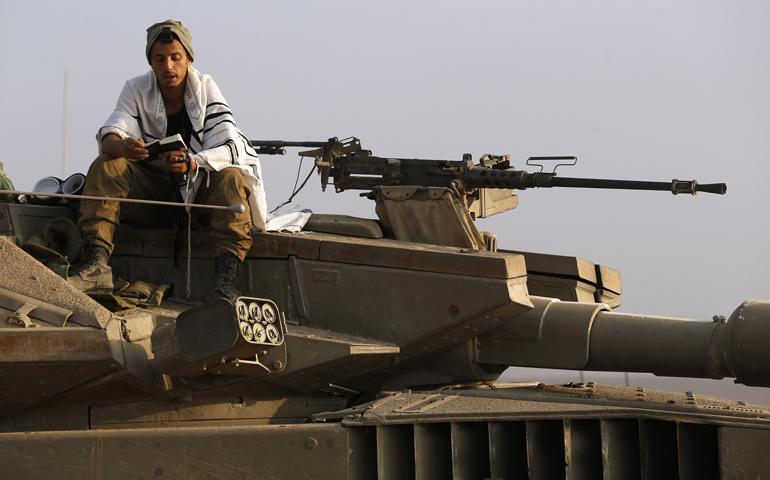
[
  {"xmin": 252, "ymin": 136, "xmax": 726, "ymax": 225},
  {"xmin": 251, "ymin": 136, "xmax": 727, "ymax": 196}
]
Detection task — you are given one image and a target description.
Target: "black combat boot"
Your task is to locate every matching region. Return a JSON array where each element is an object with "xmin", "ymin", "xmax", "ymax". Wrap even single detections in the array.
[
  {"xmin": 67, "ymin": 244, "xmax": 114, "ymax": 294},
  {"xmin": 207, "ymin": 251, "xmax": 242, "ymax": 303}
]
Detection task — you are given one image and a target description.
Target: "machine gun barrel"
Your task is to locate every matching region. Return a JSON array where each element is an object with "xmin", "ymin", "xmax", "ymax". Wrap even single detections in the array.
[
  {"xmin": 462, "ymin": 167, "xmax": 726, "ymax": 195},
  {"xmin": 546, "ymin": 176, "xmax": 727, "ymax": 195}
]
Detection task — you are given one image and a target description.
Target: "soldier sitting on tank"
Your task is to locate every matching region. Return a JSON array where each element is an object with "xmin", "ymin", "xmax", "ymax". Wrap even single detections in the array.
[{"xmin": 68, "ymin": 20, "xmax": 267, "ymax": 302}]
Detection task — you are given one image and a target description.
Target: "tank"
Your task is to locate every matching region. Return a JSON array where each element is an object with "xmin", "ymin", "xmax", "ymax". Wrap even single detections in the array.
[{"xmin": 0, "ymin": 138, "xmax": 768, "ymax": 479}]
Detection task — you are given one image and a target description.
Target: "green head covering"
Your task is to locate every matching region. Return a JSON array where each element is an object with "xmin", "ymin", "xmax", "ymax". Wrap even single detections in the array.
[
  {"xmin": 146, "ymin": 20, "xmax": 194, "ymax": 64},
  {"xmin": 0, "ymin": 170, "xmax": 15, "ymax": 203}
]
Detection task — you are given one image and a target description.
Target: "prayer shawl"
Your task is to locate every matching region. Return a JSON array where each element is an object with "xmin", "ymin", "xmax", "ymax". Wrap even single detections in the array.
[{"xmin": 98, "ymin": 67, "xmax": 268, "ymax": 230}]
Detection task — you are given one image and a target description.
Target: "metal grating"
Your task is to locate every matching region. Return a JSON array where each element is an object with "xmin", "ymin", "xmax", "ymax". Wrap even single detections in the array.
[
  {"xmin": 349, "ymin": 426, "xmax": 377, "ymax": 480},
  {"xmin": 377, "ymin": 425, "xmax": 416, "ymax": 480},
  {"xmin": 677, "ymin": 423, "xmax": 719, "ymax": 480},
  {"xmin": 349, "ymin": 418, "xmax": 725, "ymax": 479},
  {"xmin": 640, "ymin": 419, "xmax": 678, "ymax": 480},
  {"xmin": 489, "ymin": 421, "xmax": 529, "ymax": 479},
  {"xmin": 414, "ymin": 423, "xmax": 452, "ymax": 480},
  {"xmin": 527, "ymin": 420, "xmax": 567, "ymax": 479},
  {"xmin": 601, "ymin": 419, "xmax": 641, "ymax": 479},
  {"xmin": 565, "ymin": 419, "xmax": 603, "ymax": 480},
  {"xmin": 452, "ymin": 423, "xmax": 491, "ymax": 480}
]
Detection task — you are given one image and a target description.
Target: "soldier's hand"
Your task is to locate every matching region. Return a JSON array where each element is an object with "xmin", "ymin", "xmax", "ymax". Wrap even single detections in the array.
[
  {"xmin": 123, "ymin": 137, "xmax": 148, "ymax": 161},
  {"xmin": 162, "ymin": 149, "xmax": 196, "ymax": 174}
]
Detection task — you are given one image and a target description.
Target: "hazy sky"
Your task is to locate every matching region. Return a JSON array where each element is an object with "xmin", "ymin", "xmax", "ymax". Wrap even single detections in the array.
[{"xmin": 1, "ymin": 1, "xmax": 769, "ymax": 403}]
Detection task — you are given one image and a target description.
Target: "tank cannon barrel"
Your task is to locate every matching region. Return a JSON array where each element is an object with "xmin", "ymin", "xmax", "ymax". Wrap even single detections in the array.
[
  {"xmin": 584, "ymin": 302, "xmax": 768, "ymax": 384},
  {"xmin": 477, "ymin": 298, "xmax": 770, "ymax": 387}
]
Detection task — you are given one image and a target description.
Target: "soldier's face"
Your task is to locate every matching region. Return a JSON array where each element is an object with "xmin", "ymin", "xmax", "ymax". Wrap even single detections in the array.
[{"xmin": 150, "ymin": 40, "xmax": 191, "ymax": 90}]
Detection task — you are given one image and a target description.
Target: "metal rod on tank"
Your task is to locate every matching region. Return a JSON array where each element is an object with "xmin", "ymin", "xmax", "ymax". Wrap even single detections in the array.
[{"xmin": 0, "ymin": 190, "xmax": 246, "ymax": 213}]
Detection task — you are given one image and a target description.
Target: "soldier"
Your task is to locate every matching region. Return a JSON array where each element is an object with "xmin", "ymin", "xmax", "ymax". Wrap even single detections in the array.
[{"xmin": 68, "ymin": 20, "xmax": 266, "ymax": 302}]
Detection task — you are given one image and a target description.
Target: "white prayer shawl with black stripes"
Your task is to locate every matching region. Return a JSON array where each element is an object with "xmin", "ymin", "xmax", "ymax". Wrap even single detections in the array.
[{"xmin": 98, "ymin": 67, "xmax": 267, "ymax": 230}]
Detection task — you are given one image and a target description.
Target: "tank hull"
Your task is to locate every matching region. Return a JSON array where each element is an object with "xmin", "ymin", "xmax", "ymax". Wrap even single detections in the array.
[
  {"xmin": 2, "ymin": 203, "xmax": 770, "ymax": 478},
  {"xmin": 1, "ymin": 387, "xmax": 769, "ymax": 479}
]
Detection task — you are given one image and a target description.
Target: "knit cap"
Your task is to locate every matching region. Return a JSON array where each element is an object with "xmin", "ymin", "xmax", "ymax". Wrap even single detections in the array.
[{"xmin": 146, "ymin": 20, "xmax": 194, "ymax": 63}]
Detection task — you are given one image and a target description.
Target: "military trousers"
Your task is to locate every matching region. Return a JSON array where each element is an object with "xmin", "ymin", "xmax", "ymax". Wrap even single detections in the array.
[{"xmin": 78, "ymin": 154, "xmax": 253, "ymax": 261}]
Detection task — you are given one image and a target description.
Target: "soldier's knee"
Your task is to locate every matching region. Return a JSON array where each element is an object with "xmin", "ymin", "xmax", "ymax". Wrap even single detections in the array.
[
  {"xmin": 212, "ymin": 168, "xmax": 249, "ymax": 191},
  {"xmin": 91, "ymin": 154, "xmax": 119, "ymax": 166},
  {"xmin": 87, "ymin": 155, "xmax": 128, "ymax": 179},
  {"xmin": 215, "ymin": 168, "xmax": 245, "ymax": 182}
]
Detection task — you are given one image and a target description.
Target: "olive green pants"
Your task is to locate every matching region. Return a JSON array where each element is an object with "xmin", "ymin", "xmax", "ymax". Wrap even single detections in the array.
[{"xmin": 78, "ymin": 155, "xmax": 252, "ymax": 261}]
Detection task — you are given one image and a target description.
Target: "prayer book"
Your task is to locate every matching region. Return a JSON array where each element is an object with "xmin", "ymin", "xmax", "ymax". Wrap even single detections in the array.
[{"xmin": 144, "ymin": 134, "xmax": 187, "ymax": 161}]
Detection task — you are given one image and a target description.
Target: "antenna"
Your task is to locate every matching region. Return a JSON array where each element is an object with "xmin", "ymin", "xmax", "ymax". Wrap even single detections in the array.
[{"xmin": 61, "ymin": 67, "xmax": 68, "ymax": 179}]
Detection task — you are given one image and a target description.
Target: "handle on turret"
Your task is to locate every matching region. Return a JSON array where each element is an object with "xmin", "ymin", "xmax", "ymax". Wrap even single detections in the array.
[{"xmin": 249, "ymin": 140, "xmax": 328, "ymax": 155}]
